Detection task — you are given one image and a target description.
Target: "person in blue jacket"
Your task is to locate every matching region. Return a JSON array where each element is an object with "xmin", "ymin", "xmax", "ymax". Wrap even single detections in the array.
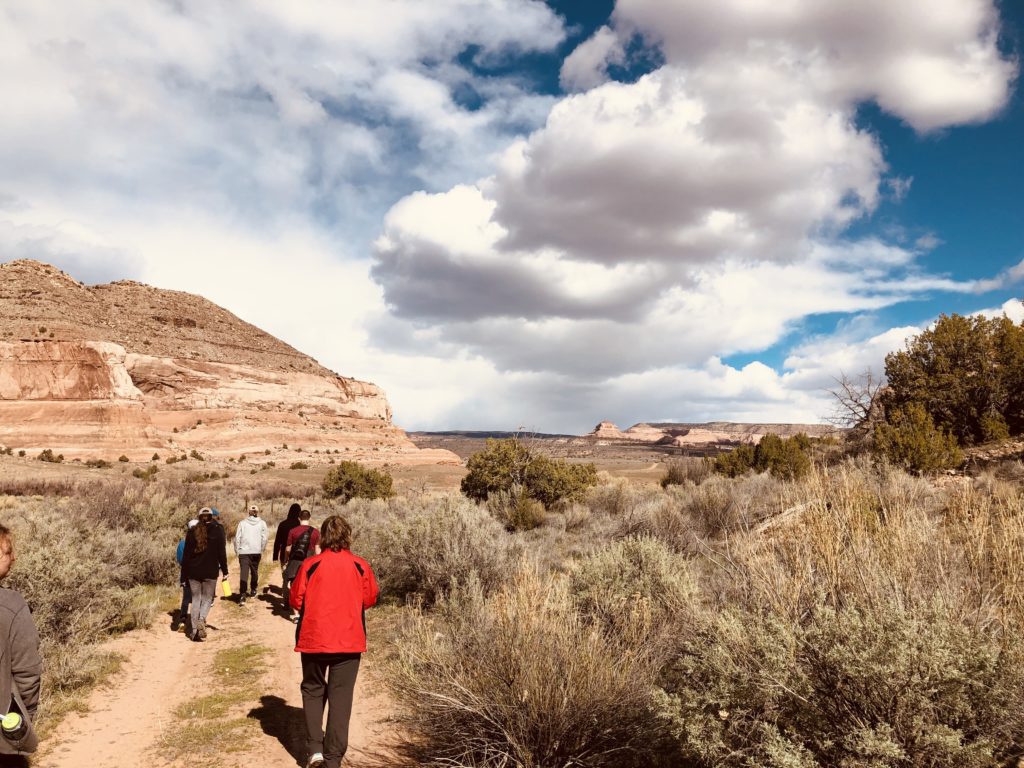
[{"xmin": 172, "ymin": 518, "xmax": 198, "ymax": 632}]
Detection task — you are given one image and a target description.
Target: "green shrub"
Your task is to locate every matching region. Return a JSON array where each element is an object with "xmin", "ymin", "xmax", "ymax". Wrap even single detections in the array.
[
  {"xmin": 524, "ymin": 455, "xmax": 598, "ymax": 508},
  {"xmin": 37, "ymin": 448, "xmax": 64, "ymax": 463},
  {"xmin": 151, "ymin": 453, "xmax": 160, "ymax": 461},
  {"xmin": 874, "ymin": 403, "xmax": 963, "ymax": 474},
  {"xmin": 461, "ymin": 439, "xmax": 598, "ymax": 509},
  {"xmin": 321, "ymin": 461, "xmax": 394, "ymax": 502},
  {"xmin": 118, "ymin": 454, "xmax": 129, "ymax": 462},
  {"xmin": 754, "ymin": 433, "xmax": 812, "ymax": 480},
  {"xmin": 289, "ymin": 461, "xmax": 309, "ymax": 470},
  {"xmin": 189, "ymin": 449, "xmax": 204, "ymax": 461},
  {"xmin": 460, "ymin": 438, "xmax": 532, "ymax": 501},
  {"xmin": 981, "ymin": 412, "xmax": 1010, "ymax": 442},
  {"xmin": 884, "ymin": 312, "xmax": 1024, "ymax": 444},
  {"xmin": 713, "ymin": 444, "xmax": 755, "ymax": 477},
  {"xmin": 713, "ymin": 434, "xmax": 811, "ymax": 480},
  {"xmin": 84, "ymin": 458, "xmax": 111, "ymax": 469}
]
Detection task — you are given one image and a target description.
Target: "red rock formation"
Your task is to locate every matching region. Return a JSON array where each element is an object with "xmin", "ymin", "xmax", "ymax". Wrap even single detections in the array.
[
  {"xmin": 0, "ymin": 260, "xmax": 457, "ymax": 464},
  {"xmin": 588, "ymin": 421, "xmax": 628, "ymax": 439}
]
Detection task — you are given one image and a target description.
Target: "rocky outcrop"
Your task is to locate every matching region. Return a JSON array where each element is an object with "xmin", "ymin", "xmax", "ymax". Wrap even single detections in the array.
[
  {"xmin": 585, "ymin": 419, "xmax": 839, "ymax": 448},
  {"xmin": 588, "ymin": 421, "xmax": 628, "ymax": 440},
  {"xmin": 0, "ymin": 260, "xmax": 457, "ymax": 463},
  {"xmin": 623, "ymin": 423, "xmax": 668, "ymax": 442}
]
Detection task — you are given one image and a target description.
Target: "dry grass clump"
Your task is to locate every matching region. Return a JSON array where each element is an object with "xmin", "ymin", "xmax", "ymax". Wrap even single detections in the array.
[
  {"xmin": 486, "ymin": 484, "xmax": 546, "ymax": 531},
  {"xmin": 0, "ymin": 477, "xmax": 76, "ymax": 496},
  {"xmin": 345, "ymin": 493, "xmax": 519, "ymax": 606},
  {"xmin": 660, "ymin": 457, "xmax": 713, "ymax": 488},
  {"xmin": 385, "ymin": 568, "xmax": 667, "ymax": 768}
]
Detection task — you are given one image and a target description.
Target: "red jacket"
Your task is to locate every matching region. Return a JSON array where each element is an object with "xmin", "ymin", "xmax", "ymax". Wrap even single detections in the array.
[{"xmin": 289, "ymin": 549, "xmax": 379, "ymax": 654}]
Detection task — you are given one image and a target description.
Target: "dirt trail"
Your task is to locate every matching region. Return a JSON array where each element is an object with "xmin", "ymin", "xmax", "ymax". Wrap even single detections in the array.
[{"xmin": 41, "ymin": 583, "xmax": 392, "ymax": 768}]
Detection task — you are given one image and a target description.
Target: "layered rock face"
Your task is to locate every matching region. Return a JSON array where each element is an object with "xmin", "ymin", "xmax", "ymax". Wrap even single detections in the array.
[{"xmin": 0, "ymin": 260, "xmax": 456, "ymax": 463}]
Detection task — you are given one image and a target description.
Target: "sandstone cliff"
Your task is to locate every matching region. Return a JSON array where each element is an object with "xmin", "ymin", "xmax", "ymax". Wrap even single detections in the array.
[{"xmin": 0, "ymin": 260, "xmax": 456, "ymax": 463}]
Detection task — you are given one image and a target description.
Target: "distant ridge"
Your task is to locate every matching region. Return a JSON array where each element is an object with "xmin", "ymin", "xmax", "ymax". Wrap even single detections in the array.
[{"xmin": 585, "ymin": 420, "xmax": 838, "ymax": 446}]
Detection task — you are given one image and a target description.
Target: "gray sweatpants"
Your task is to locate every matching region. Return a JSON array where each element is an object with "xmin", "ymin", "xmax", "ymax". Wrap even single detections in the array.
[
  {"xmin": 188, "ymin": 578, "xmax": 217, "ymax": 629},
  {"xmin": 300, "ymin": 652, "xmax": 361, "ymax": 767}
]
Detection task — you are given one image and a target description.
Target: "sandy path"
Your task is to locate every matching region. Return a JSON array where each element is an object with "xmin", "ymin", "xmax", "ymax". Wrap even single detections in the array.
[{"xmin": 41, "ymin": 582, "xmax": 392, "ymax": 768}]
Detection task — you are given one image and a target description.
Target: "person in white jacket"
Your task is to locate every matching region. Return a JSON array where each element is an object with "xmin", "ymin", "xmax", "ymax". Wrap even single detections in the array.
[{"xmin": 234, "ymin": 505, "xmax": 269, "ymax": 603}]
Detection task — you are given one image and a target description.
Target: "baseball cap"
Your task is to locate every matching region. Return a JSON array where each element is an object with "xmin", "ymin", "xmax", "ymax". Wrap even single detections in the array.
[
  {"xmin": 198, "ymin": 507, "xmax": 212, "ymax": 517},
  {"xmin": 248, "ymin": 504, "xmax": 259, "ymax": 514}
]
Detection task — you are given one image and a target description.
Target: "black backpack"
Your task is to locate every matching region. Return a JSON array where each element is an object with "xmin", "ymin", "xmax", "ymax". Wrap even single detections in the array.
[{"xmin": 284, "ymin": 526, "xmax": 313, "ymax": 581}]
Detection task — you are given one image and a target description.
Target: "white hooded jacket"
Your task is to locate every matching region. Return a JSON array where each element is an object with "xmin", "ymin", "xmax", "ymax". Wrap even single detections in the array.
[{"xmin": 234, "ymin": 515, "xmax": 269, "ymax": 556}]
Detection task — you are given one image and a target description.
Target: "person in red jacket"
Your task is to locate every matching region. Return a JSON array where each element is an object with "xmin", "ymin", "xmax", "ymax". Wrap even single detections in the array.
[{"xmin": 289, "ymin": 515, "xmax": 378, "ymax": 768}]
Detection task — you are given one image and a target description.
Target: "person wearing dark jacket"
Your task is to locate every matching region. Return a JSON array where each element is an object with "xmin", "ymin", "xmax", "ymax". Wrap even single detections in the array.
[
  {"xmin": 273, "ymin": 503, "xmax": 302, "ymax": 591},
  {"xmin": 172, "ymin": 518, "xmax": 199, "ymax": 632},
  {"xmin": 289, "ymin": 515, "xmax": 378, "ymax": 768},
  {"xmin": 0, "ymin": 525, "xmax": 42, "ymax": 766},
  {"xmin": 181, "ymin": 508, "xmax": 228, "ymax": 642}
]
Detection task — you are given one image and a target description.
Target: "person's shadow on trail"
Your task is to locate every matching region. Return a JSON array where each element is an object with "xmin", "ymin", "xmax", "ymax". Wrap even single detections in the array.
[
  {"xmin": 257, "ymin": 588, "xmax": 294, "ymax": 620},
  {"xmin": 248, "ymin": 694, "xmax": 306, "ymax": 766}
]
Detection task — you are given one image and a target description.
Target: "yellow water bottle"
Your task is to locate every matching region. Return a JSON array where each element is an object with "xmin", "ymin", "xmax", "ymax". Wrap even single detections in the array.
[
  {"xmin": 2, "ymin": 710, "xmax": 26, "ymax": 741},
  {"xmin": 221, "ymin": 578, "xmax": 232, "ymax": 598}
]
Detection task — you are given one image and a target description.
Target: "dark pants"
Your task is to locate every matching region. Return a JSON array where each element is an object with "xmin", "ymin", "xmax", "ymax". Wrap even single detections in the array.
[
  {"xmin": 179, "ymin": 579, "xmax": 192, "ymax": 618},
  {"xmin": 300, "ymin": 652, "xmax": 361, "ymax": 767},
  {"xmin": 0, "ymin": 756, "xmax": 30, "ymax": 766},
  {"xmin": 280, "ymin": 558, "xmax": 291, "ymax": 594},
  {"xmin": 238, "ymin": 553, "xmax": 261, "ymax": 594}
]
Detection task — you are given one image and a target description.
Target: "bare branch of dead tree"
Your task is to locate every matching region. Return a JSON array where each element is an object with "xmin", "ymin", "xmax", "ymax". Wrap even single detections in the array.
[{"xmin": 825, "ymin": 368, "xmax": 883, "ymax": 433}]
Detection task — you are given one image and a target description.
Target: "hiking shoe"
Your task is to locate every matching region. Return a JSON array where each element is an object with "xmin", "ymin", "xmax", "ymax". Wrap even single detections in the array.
[
  {"xmin": 196, "ymin": 618, "xmax": 207, "ymax": 639},
  {"xmin": 239, "ymin": 595, "xmax": 247, "ymax": 605},
  {"xmin": 249, "ymin": 590, "xmax": 257, "ymax": 597},
  {"xmin": 306, "ymin": 753, "xmax": 324, "ymax": 768}
]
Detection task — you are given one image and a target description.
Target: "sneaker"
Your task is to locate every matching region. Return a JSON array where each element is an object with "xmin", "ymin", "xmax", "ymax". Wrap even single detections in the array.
[
  {"xmin": 192, "ymin": 633, "xmax": 203, "ymax": 643},
  {"xmin": 196, "ymin": 617, "xmax": 207, "ymax": 640},
  {"xmin": 306, "ymin": 753, "xmax": 324, "ymax": 768},
  {"xmin": 170, "ymin": 616, "xmax": 180, "ymax": 632},
  {"xmin": 249, "ymin": 590, "xmax": 257, "ymax": 597},
  {"xmin": 239, "ymin": 595, "xmax": 247, "ymax": 605}
]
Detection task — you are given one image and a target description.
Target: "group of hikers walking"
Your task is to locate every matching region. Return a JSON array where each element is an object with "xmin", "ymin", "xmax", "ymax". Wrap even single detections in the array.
[{"xmin": 173, "ymin": 502, "xmax": 379, "ymax": 768}]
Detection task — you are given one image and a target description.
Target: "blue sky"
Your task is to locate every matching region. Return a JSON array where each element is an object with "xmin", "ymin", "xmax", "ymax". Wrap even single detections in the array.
[{"xmin": 0, "ymin": 1, "xmax": 1021, "ymax": 433}]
